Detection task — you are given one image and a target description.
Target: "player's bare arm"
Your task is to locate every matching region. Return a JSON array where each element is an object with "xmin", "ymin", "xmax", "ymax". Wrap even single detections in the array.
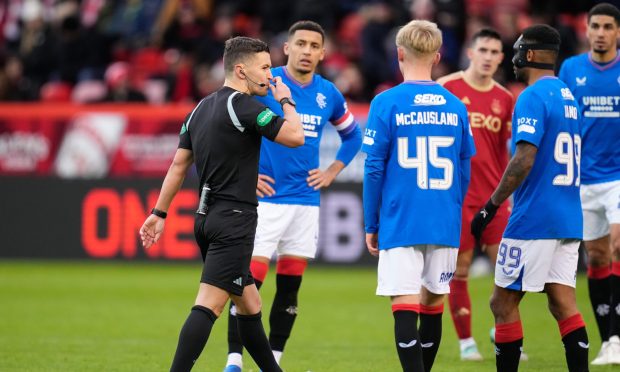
[
  {"xmin": 140, "ymin": 148, "xmax": 193, "ymax": 249},
  {"xmin": 307, "ymin": 160, "xmax": 345, "ymax": 190},
  {"xmin": 490, "ymin": 142, "xmax": 537, "ymax": 206},
  {"xmin": 471, "ymin": 142, "xmax": 537, "ymax": 240}
]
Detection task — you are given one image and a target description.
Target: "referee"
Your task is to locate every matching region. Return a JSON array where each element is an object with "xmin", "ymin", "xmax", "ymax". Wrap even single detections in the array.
[{"xmin": 139, "ymin": 36, "xmax": 303, "ymax": 372}]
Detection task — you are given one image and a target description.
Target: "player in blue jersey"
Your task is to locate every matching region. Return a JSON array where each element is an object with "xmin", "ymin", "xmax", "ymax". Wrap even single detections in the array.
[
  {"xmin": 223, "ymin": 21, "xmax": 362, "ymax": 371},
  {"xmin": 471, "ymin": 25, "xmax": 589, "ymax": 372},
  {"xmin": 363, "ymin": 20, "xmax": 475, "ymax": 372},
  {"xmin": 559, "ymin": 3, "xmax": 620, "ymax": 365}
]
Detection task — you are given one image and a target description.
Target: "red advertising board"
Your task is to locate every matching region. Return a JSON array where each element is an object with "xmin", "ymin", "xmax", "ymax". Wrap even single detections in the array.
[{"xmin": 0, "ymin": 103, "xmax": 369, "ymax": 178}]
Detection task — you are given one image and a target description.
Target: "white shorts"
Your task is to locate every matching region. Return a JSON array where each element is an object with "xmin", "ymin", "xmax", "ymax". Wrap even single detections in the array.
[
  {"xmin": 494, "ymin": 238, "xmax": 580, "ymax": 292},
  {"xmin": 252, "ymin": 202, "xmax": 319, "ymax": 259},
  {"xmin": 376, "ymin": 246, "xmax": 458, "ymax": 296},
  {"xmin": 581, "ymin": 180, "xmax": 620, "ymax": 241}
]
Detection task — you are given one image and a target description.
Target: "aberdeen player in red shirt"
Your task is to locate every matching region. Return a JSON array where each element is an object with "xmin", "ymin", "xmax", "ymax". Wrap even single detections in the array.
[{"xmin": 437, "ymin": 28, "xmax": 515, "ymax": 362}]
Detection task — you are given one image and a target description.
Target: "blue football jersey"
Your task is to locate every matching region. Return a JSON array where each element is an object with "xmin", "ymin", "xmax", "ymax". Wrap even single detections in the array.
[
  {"xmin": 559, "ymin": 52, "xmax": 620, "ymax": 184},
  {"xmin": 255, "ymin": 67, "xmax": 358, "ymax": 206},
  {"xmin": 362, "ymin": 81, "xmax": 475, "ymax": 249},
  {"xmin": 503, "ymin": 77, "xmax": 583, "ymax": 240}
]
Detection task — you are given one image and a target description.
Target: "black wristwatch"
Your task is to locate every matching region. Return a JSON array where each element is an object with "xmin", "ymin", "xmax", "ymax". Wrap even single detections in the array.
[
  {"xmin": 151, "ymin": 208, "xmax": 167, "ymax": 219},
  {"xmin": 279, "ymin": 97, "xmax": 296, "ymax": 108}
]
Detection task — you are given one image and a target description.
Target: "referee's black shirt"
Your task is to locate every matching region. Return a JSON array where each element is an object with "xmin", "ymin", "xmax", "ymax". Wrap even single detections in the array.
[{"xmin": 178, "ymin": 86, "xmax": 285, "ymax": 206}]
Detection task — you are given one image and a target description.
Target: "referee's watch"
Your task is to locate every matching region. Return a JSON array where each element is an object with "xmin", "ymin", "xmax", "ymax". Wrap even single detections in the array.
[
  {"xmin": 279, "ymin": 97, "xmax": 296, "ymax": 108},
  {"xmin": 151, "ymin": 208, "xmax": 167, "ymax": 219}
]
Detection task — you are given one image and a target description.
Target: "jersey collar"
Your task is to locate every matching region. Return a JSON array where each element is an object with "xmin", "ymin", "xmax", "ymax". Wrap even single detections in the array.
[
  {"xmin": 587, "ymin": 50, "xmax": 620, "ymax": 71},
  {"xmin": 283, "ymin": 66, "xmax": 314, "ymax": 88}
]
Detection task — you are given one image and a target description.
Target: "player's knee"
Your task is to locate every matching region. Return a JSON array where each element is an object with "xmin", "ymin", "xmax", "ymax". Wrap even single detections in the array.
[
  {"xmin": 454, "ymin": 263, "xmax": 470, "ymax": 279},
  {"xmin": 489, "ymin": 293, "xmax": 510, "ymax": 319},
  {"xmin": 611, "ymin": 239, "xmax": 620, "ymax": 260},
  {"xmin": 587, "ymin": 242, "xmax": 611, "ymax": 267}
]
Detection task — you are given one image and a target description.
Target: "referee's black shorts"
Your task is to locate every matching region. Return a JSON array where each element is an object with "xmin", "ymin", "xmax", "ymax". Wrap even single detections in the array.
[{"xmin": 194, "ymin": 199, "xmax": 257, "ymax": 296}]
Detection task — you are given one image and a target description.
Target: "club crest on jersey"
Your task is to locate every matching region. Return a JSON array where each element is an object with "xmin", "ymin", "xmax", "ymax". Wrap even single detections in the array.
[
  {"xmin": 491, "ymin": 99, "xmax": 502, "ymax": 115},
  {"xmin": 576, "ymin": 76, "xmax": 586, "ymax": 86},
  {"xmin": 316, "ymin": 92, "xmax": 327, "ymax": 109}
]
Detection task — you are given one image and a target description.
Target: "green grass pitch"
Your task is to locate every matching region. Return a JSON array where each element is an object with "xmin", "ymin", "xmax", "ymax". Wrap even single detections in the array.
[{"xmin": 0, "ymin": 261, "xmax": 615, "ymax": 371}]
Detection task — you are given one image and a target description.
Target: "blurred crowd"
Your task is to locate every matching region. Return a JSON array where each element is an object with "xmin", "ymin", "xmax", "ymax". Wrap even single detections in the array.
[{"xmin": 0, "ymin": 0, "xmax": 606, "ymax": 104}]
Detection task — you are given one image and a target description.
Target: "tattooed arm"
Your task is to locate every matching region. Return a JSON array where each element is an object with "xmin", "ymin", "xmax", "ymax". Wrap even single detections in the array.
[{"xmin": 490, "ymin": 142, "xmax": 538, "ymax": 206}]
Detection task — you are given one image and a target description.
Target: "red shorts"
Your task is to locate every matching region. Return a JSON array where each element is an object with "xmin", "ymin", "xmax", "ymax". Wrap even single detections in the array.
[{"xmin": 460, "ymin": 204, "xmax": 509, "ymax": 251}]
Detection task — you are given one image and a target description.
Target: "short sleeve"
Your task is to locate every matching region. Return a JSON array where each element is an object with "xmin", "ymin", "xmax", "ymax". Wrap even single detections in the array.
[
  {"xmin": 512, "ymin": 90, "xmax": 546, "ymax": 148},
  {"xmin": 178, "ymin": 113, "xmax": 192, "ymax": 150},
  {"xmin": 361, "ymin": 97, "xmax": 390, "ymax": 159},
  {"xmin": 232, "ymin": 93, "xmax": 284, "ymax": 141}
]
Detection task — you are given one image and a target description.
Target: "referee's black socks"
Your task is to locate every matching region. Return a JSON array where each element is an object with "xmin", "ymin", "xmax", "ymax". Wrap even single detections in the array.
[
  {"xmin": 559, "ymin": 313, "xmax": 589, "ymax": 372},
  {"xmin": 170, "ymin": 305, "xmax": 217, "ymax": 372},
  {"xmin": 237, "ymin": 311, "xmax": 282, "ymax": 372},
  {"xmin": 227, "ymin": 279, "xmax": 263, "ymax": 356}
]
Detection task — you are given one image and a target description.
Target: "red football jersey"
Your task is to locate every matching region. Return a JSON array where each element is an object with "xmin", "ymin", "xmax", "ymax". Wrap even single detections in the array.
[{"xmin": 440, "ymin": 72, "xmax": 514, "ymax": 208}]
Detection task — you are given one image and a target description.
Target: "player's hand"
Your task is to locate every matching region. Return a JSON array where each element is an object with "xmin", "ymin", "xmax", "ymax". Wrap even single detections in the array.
[
  {"xmin": 307, "ymin": 168, "xmax": 337, "ymax": 190},
  {"xmin": 270, "ymin": 76, "xmax": 292, "ymax": 103},
  {"xmin": 139, "ymin": 214, "xmax": 165, "ymax": 249},
  {"xmin": 256, "ymin": 174, "xmax": 276, "ymax": 197},
  {"xmin": 366, "ymin": 233, "xmax": 379, "ymax": 257},
  {"xmin": 470, "ymin": 199, "xmax": 499, "ymax": 244}
]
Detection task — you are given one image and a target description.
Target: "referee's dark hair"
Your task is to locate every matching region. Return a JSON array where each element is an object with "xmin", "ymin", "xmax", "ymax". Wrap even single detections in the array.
[
  {"xmin": 471, "ymin": 28, "xmax": 502, "ymax": 45},
  {"xmin": 288, "ymin": 20, "xmax": 326, "ymax": 43},
  {"xmin": 223, "ymin": 36, "xmax": 270, "ymax": 75},
  {"xmin": 588, "ymin": 3, "xmax": 620, "ymax": 25},
  {"xmin": 522, "ymin": 24, "xmax": 561, "ymax": 61}
]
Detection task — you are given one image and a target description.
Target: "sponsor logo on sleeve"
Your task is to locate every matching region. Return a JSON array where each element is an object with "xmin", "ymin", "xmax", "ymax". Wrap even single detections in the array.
[
  {"xmin": 363, "ymin": 128, "xmax": 376, "ymax": 146},
  {"xmin": 180, "ymin": 123, "xmax": 188, "ymax": 134},
  {"xmin": 257, "ymin": 108, "xmax": 275, "ymax": 126},
  {"xmin": 516, "ymin": 117, "xmax": 537, "ymax": 134}
]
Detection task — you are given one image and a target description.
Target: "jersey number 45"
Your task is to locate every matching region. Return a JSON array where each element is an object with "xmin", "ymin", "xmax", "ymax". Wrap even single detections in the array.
[{"xmin": 397, "ymin": 136, "xmax": 454, "ymax": 190}]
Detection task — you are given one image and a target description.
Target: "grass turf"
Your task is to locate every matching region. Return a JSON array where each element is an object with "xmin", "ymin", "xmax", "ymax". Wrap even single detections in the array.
[{"xmin": 0, "ymin": 261, "xmax": 614, "ymax": 371}]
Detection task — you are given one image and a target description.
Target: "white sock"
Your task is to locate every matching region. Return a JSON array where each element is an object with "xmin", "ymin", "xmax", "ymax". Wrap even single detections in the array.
[
  {"xmin": 459, "ymin": 337, "xmax": 476, "ymax": 350},
  {"xmin": 226, "ymin": 352, "xmax": 243, "ymax": 367},
  {"xmin": 272, "ymin": 350, "xmax": 283, "ymax": 364}
]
